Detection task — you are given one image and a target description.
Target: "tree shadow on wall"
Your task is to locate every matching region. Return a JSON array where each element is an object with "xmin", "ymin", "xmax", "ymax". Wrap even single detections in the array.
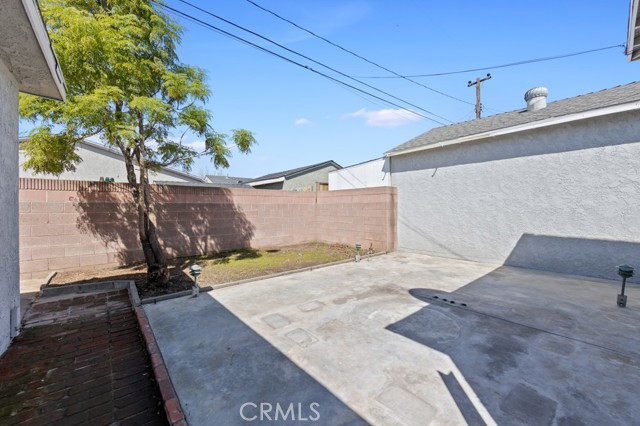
[{"xmin": 73, "ymin": 182, "xmax": 255, "ymax": 283}]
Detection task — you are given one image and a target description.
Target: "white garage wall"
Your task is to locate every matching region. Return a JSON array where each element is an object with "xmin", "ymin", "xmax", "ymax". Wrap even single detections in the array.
[
  {"xmin": 19, "ymin": 141, "xmax": 201, "ymax": 183},
  {"xmin": 391, "ymin": 109, "xmax": 640, "ymax": 282},
  {"xmin": 329, "ymin": 158, "xmax": 390, "ymax": 190}
]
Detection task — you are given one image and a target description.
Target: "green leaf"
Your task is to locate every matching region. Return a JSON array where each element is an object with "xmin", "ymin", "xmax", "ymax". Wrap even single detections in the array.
[
  {"xmin": 232, "ymin": 129, "xmax": 257, "ymax": 154},
  {"xmin": 20, "ymin": 0, "xmax": 256, "ymax": 178},
  {"xmin": 21, "ymin": 130, "xmax": 82, "ymax": 175}
]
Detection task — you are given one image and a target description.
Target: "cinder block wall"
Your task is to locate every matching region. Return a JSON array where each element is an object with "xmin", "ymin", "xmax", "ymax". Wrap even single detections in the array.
[{"xmin": 19, "ymin": 178, "xmax": 396, "ymax": 279}]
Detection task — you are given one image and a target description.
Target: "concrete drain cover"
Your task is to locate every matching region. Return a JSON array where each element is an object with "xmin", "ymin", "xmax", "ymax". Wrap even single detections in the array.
[
  {"xmin": 376, "ymin": 386, "xmax": 436, "ymax": 426},
  {"xmin": 298, "ymin": 300, "xmax": 324, "ymax": 312},
  {"xmin": 285, "ymin": 328, "xmax": 318, "ymax": 347},
  {"xmin": 261, "ymin": 313, "xmax": 290, "ymax": 329}
]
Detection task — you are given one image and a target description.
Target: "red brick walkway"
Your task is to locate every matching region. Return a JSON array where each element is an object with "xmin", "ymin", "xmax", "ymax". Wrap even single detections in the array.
[{"xmin": 0, "ymin": 290, "xmax": 167, "ymax": 426}]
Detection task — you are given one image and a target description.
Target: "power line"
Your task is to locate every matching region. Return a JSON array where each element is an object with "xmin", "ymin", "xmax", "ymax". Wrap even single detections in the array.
[
  {"xmin": 171, "ymin": 5, "xmax": 421, "ymax": 124},
  {"xmin": 355, "ymin": 44, "xmax": 626, "ymax": 78},
  {"xmin": 171, "ymin": 0, "xmax": 452, "ymax": 123},
  {"xmin": 243, "ymin": 0, "xmax": 475, "ymax": 107},
  {"xmin": 151, "ymin": 1, "xmax": 448, "ymax": 125}
]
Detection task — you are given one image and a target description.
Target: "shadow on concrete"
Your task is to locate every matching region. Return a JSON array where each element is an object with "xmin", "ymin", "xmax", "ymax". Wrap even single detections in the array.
[
  {"xmin": 386, "ymin": 264, "xmax": 640, "ymax": 425},
  {"xmin": 438, "ymin": 371, "xmax": 486, "ymax": 426},
  {"xmin": 74, "ymin": 183, "xmax": 255, "ymax": 266},
  {"xmin": 505, "ymin": 233, "xmax": 640, "ymax": 284},
  {"xmin": 145, "ymin": 293, "xmax": 367, "ymax": 426}
]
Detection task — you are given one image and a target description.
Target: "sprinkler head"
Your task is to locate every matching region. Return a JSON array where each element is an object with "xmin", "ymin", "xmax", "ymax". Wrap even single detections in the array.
[
  {"xmin": 618, "ymin": 264, "xmax": 634, "ymax": 278},
  {"xmin": 617, "ymin": 264, "xmax": 633, "ymax": 308},
  {"xmin": 189, "ymin": 264, "xmax": 202, "ymax": 297},
  {"xmin": 189, "ymin": 264, "xmax": 202, "ymax": 278}
]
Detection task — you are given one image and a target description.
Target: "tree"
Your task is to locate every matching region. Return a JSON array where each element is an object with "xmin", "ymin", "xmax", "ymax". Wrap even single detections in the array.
[{"xmin": 20, "ymin": 0, "xmax": 256, "ymax": 286}]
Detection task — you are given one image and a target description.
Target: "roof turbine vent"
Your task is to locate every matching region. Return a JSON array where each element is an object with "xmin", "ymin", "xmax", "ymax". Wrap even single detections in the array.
[{"xmin": 524, "ymin": 87, "xmax": 548, "ymax": 112}]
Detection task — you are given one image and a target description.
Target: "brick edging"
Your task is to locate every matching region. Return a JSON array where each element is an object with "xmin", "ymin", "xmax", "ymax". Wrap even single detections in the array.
[{"xmin": 134, "ymin": 306, "xmax": 187, "ymax": 426}]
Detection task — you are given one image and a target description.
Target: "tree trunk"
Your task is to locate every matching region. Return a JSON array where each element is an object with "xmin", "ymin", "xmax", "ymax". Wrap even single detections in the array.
[
  {"xmin": 120, "ymin": 140, "xmax": 170, "ymax": 287},
  {"xmin": 137, "ymin": 145, "xmax": 170, "ymax": 287}
]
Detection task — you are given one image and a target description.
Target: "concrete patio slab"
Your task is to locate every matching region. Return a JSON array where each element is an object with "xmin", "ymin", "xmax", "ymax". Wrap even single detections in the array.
[{"xmin": 144, "ymin": 252, "xmax": 640, "ymax": 425}]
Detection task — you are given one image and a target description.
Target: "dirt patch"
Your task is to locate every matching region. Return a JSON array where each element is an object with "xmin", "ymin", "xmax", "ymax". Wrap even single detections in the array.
[{"xmin": 48, "ymin": 242, "xmax": 357, "ymax": 299}]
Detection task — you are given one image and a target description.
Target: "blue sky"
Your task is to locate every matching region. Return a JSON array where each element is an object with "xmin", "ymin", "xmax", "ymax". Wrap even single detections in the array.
[{"xmin": 26, "ymin": 0, "xmax": 640, "ymax": 179}]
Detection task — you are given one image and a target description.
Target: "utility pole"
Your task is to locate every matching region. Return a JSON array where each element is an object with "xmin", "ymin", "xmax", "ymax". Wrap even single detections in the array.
[{"xmin": 467, "ymin": 73, "xmax": 491, "ymax": 119}]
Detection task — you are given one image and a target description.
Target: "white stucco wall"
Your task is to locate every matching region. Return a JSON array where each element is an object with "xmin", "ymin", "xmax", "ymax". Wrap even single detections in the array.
[
  {"xmin": 329, "ymin": 158, "xmax": 390, "ymax": 190},
  {"xmin": 19, "ymin": 142, "xmax": 200, "ymax": 183},
  {"xmin": 0, "ymin": 59, "xmax": 20, "ymax": 354},
  {"xmin": 391, "ymin": 110, "xmax": 640, "ymax": 282}
]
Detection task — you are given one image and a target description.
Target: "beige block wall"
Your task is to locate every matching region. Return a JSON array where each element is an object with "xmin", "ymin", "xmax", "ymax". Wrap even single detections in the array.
[{"xmin": 19, "ymin": 178, "xmax": 397, "ymax": 279}]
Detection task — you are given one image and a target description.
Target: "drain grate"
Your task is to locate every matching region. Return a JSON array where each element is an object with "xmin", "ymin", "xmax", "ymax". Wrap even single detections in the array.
[{"xmin": 432, "ymin": 295, "xmax": 467, "ymax": 307}]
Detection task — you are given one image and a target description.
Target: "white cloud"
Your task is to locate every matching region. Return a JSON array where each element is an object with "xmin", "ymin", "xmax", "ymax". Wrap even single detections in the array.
[
  {"xmin": 344, "ymin": 108, "xmax": 420, "ymax": 127},
  {"xmin": 294, "ymin": 118, "xmax": 314, "ymax": 127},
  {"xmin": 186, "ymin": 140, "xmax": 206, "ymax": 152},
  {"xmin": 187, "ymin": 140, "xmax": 239, "ymax": 154}
]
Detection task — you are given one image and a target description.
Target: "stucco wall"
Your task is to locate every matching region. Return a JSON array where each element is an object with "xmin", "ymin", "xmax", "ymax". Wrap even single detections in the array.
[
  {"xmin": 0, "ymin": 59, "xmax": 20, "ymax": 354},
  {"xmin": 19, "ymin": 180, "xmax": 396, "ymax": 279},
  {"xmin": 329, "ymin": 158, "xmax": 390, "ymax": 190},
  {"xmin": 392, "ymin": 110, "xmax": 640, "ymax": 282},
  {"xmin": 282, "ymin": 165, "xmax": 338, "ymax": 191},
  {"xmin": 19, "ymin": 142, "xmax": 199, "ymax": 183}
]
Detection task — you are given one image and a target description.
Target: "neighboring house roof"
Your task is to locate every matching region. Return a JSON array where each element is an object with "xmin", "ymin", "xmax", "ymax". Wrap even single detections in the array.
[
  {"xmin": 246, "ymin": 161, "xmax": 342, "ymax": 186},
  {"xmin": 204, "ymin": 175, "xmax": 251, "ymax": 188},
  {"xmin": 79, "ymin": 140, "xmax": 204, "ymax": 182},
  {"xmin": 628, "ymin": 0, "xmax": 640, "ymax": 61},
  {"xmin": 0, "ymin": 0, "xmax": 66, "ymax": 100},
  {"xmin": 19, "ymin": 138, "xmax": 204, "ymax": 183},
  {"xmin": 387, "ymin": 82, "xmax": 640, "ymax": 157}
]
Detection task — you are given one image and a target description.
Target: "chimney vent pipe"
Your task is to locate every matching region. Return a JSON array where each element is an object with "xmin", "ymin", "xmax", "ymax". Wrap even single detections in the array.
[{"xmin": 524, "ymin": 87, "xmax": 548, "ymax": 112}]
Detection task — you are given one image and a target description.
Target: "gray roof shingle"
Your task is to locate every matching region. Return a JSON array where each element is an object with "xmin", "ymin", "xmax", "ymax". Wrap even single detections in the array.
[
  {"xmin": 246, "ymin": 160, "xmax": 342, "ymax": 183},
  {"xmin": 387, "ymin": 82, "xmax": 640, "ymax": 155},
  {"xmin": 204, "ymin": 175, "xmax": 251, "ymax": 187}
]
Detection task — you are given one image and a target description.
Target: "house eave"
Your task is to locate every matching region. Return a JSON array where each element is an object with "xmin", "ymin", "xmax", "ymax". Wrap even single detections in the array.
[
  {"xmin": 385, "ymin": 101, "xmax": 640, "ymax": 158},
  {"xmin": 628, "ymin": 0, "xmax": 640, "ymax": 61},
  {"xmin": 284, "ymin": 161, "xmax": 341, "ymax": 181},
  {"xmin": 0, "ymin": 0, "xmax": 67, "ymax": 101},
  {"xmin": 248, "ymin": 177, "xmax": 285, "ymax": 187},
  {"xmin": 22, "ymin": 0, "xmax": 67, "ymax": 100}
]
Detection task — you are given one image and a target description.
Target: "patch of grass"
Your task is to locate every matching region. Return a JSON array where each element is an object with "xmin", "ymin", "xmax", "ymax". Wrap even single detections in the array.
[
  {"xmin": 48, "ymin": 242, "xmax": 357, "ymax": 298},
  {"xmin": 182, "ymin": 243, "xmax": 354, "ymax": 285}
]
